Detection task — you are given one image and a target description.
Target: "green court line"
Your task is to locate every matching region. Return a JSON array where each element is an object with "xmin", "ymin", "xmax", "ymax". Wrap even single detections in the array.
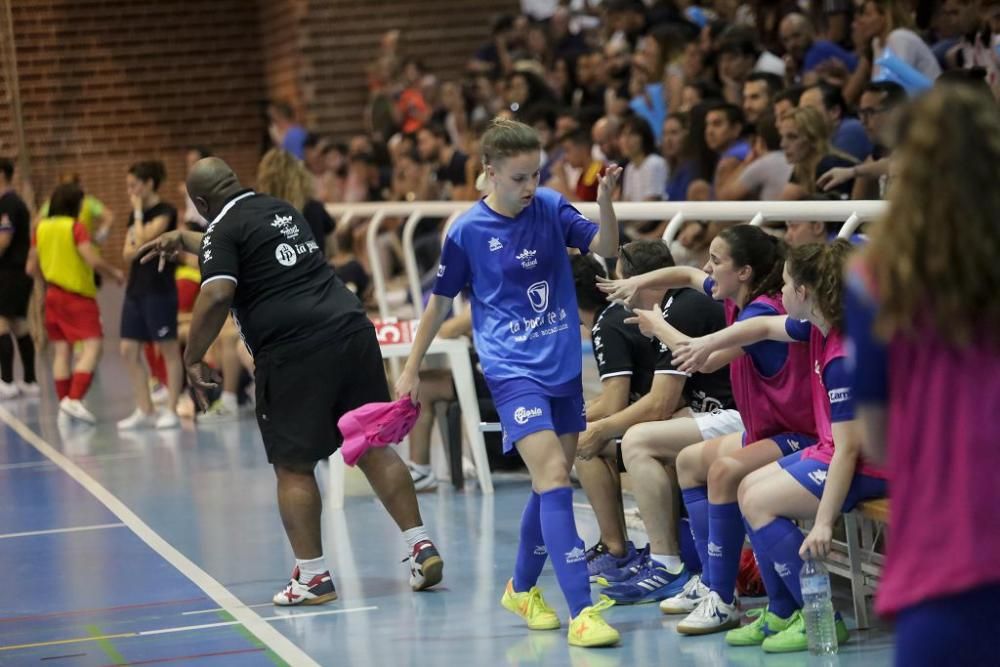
[
  {"xmin": 85, "ymin": 624, "xmax": 127, "ymax": 664},
  {"xmin": 216, "ymin": 611, "xmax": 289, "ymax": 667}
]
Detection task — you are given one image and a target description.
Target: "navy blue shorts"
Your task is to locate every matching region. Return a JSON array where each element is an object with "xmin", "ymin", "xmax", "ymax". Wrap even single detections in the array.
[
  {"xmin": 497, "ymin": 392, "xmax": 586, "ymax": 454},
  {"xmin": 120, "ymin": 291, "xmax": 178, "ymax": 342},
  {"xmin": 744, "ymin": 431, "xmax": 817, "ymax": 457},
  {"xmin": 895, "ymin": 583, "xmax": 1000, "ymax": 667},
  {"xmin": 778, "ymin": 450, "xmax": 887, "ymax": 512}
]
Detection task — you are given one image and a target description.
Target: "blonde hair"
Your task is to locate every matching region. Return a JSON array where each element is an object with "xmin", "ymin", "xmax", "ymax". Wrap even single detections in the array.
[
  {"xmin": 480, "ymin": 117, "xmax": 541, "ymax": 166},
  {"xmin": 256, "ymin": 148, "xmax": 311, "ymax": 211},
  {"xmin": 865, "ymin": 0, "xmax": 913, "ymax": 32},
  {"xmin": 781, "ymin": 106, "xmax": 854, "ymax": 194},
  {"xmin": 865, "ymin": 84, "xmax": 1000, "ymax": 346}
]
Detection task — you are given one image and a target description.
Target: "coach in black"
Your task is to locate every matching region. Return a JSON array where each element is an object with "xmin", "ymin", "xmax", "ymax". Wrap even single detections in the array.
[{"xmin": 140, "ymin": 158, "xmax": 443, "ymax": 605}]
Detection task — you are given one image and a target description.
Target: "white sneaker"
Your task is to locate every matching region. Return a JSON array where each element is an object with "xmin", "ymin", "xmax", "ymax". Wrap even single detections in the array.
[
  {"xmin": 118, "ymin": 408, "xmax": 155, "ymax": 430},
  {"xmin": 660, "ymin": 573, "xmax": 710, "ymax": 615},
  {"xmin": 154, "ymin": 410, "xmax": 180, "ymax": 430},
  {"xmin": 462, "ymin": 456, "xmax": 477, "ymax": 480},
  {"xmin": 0, "ymin": 381, "xmax": 19, "ymax": 399},
  {"xmin": 676, "ymin": 590, "xmax": 740, "ymax": 635},
  {"xmin": 17, "ymin": 381, "xmax": 40, "ymax": 397},
  {"xmin": 197, "ymin": 399, "xmax": 239, "ymax": 424},
  {"xmin": 150, "ymin": 382, "xmax": 170, "ymax": 405},
  {"xmin": 60, "ymin": 398, "xmax": 96, "ymax": 424},
  {"xmin": 406, "ymin": 461, "xmax": 437, "ymax": 492}
]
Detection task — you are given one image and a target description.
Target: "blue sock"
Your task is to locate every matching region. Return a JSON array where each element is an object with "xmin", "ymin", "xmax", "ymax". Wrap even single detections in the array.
[
  {"xmin": 513, "ymin": 491, "xmax": 547, "ymax": 592},
  {"xmin": 707, "ymin": 502, "xmax": 745, "ymax": 604},
  {"xmin": 539, "ymin": 487, "xmax": 592, "ymax": 618},
  {"xmin": 750, "ymin": 518, "xmax": 806, "ymax": 609},
  {"xmin": 743, "ymin": 519, "xmax": 797, "ymax": 618},
  {"xmin": 681, "ymin": 486, "xmax": 711, "ymax": 588}
]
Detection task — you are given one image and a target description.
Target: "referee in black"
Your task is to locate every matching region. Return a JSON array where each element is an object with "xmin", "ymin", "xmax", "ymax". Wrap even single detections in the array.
[{"xmin": 140, "ymin": 157, "xmax": 443, "ymax": 605}]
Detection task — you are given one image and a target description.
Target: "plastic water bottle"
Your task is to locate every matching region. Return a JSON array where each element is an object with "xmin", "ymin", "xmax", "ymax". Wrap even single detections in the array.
[{"xmin": 800, "ymin": 559, "xmax": 838, "ymax": 655}]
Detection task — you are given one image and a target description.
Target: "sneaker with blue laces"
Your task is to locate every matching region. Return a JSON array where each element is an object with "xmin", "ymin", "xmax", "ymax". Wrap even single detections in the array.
[
  {"xmin": 586, "ymin": 541, "xmax": 637, "ymax": 584},
  {"xmin": 594, "ymin": 544, "xmax": 649, "ymax": 586},
  {"xmin": 603, "ymin": 560, "xmax": 691, "ymax": 604}
]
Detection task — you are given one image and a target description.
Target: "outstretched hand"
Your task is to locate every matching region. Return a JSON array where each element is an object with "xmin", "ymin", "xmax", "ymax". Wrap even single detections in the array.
[
  {"xmin": 597, "ymin": 163, "xmax": 623, "ymax": 201},
  {"xmin": 137, "ymin": 230, "xmax": 185, "ymax": 272},
  {"xmin": 596, "ymin": 275, "xmax": 640, "ymax": 308},
  {"xmin": 623, "ymin": 307, "xmax": 664, "ymax": 339},
  {"xmin": 672, "ymin": 336, "xmax": 714, "ymax": 374},
  {"xmin": 817, "ymin": 166, "xmax": 855, "ymax": 192}
]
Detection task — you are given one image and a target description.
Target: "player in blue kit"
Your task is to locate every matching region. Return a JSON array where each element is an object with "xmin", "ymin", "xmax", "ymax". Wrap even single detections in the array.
[{"xmin": 396, "ymin": 118, "xmax": 623, "ymax": 647}]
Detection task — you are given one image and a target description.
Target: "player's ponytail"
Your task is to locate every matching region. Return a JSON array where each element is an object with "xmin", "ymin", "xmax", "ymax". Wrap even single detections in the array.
[{"xmin": 787, "ymin": 239, "xmax": 853, "ymax": 330}]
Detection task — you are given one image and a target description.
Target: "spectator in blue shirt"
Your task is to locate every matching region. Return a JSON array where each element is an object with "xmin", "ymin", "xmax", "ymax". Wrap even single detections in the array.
[
  {"xmin": 799, "ymin": 83, "xmax": 873, "ymax": 162},
  {"xmin": 779, "ymin": 13, "xmax": 858, "ymax": 85}
]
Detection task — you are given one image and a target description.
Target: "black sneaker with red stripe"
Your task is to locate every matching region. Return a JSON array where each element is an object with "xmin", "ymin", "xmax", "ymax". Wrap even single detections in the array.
[{"xmin": 407, "ymin": 540, "xmax": 444, "ymax": 591}]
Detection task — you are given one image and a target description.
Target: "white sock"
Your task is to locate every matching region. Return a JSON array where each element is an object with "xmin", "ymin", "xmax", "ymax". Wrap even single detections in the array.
[
  {"xmin": 651, "ymin": 553, "xmax": 684, "ymax": 574},
  {"xmin": 296, "ymin": 556, "xmax": 327, "ymax": 583},
  {"xmin": 221, "ymin": 391, "xmax": 238, "ymax": 410},
  {"xmin": 409, "ymin": 462, "xmax": 431, "ymax": 474},
  {"xmin": 402, "ymin": 525, "xmax": 431, "ymax": 550}
]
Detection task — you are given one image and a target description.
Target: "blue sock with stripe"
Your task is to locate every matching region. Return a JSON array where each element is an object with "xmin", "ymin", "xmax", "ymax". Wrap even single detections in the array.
[
  {"xmin": 707, "ymin": 502, "xmax": 745, "ymax": 604},
  {"xmin": 512, "ymin": 491, "xmax": 547, "ymax": 592},
  {"xmin": 539, "ymin": 487, "xmax": 592, "ymax": 617},
  {"xmin": 681, "ymin": 486, "xmax": 711, "ymax": 588}
]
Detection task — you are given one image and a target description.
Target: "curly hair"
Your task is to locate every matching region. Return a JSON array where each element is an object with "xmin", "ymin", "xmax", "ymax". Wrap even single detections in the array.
[
  {"xmin": 718, "ymin": 225, "xmax": 787, "ymax": 303},
  {"xmin": 864, "ymin": 84, "xmax": 1000, "ymax": 346},
  {"xmin": 787, "ymin": 239, "xmax": 853, "ymax": 331},
  {"xmin": 256, "ymin": 148, "xmax": 311, "ymax": 211}
]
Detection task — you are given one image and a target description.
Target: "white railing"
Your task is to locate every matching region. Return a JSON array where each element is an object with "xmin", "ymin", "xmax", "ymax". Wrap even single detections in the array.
[{"xmin": 327, "ymin": 200, "xmax": 887, "ymax": 321}]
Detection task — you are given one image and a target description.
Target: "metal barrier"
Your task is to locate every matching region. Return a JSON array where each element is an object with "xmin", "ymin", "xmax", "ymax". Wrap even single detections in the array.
[{"xmin": 327, "ymin": 200, "xmax": 887, "ymax": 320}]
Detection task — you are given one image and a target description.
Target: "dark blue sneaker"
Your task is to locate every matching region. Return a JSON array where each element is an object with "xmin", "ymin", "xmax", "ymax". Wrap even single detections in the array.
[
  {"xmin": 604, "ymin": 560, "xmax": 691, "ymax": 605},
  {"xmin": 595, "ymin": 544, "xmax": 649, "ymax": 586},
  {"xmin": 587, "ymin": 541, "xmax": 637, "ymax": 584}
]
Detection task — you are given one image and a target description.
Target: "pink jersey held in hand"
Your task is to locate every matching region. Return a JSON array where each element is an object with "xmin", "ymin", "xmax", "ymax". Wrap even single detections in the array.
[{"xmin": 338, "ymin": 397, "xmax": 422, "ymax": 466}]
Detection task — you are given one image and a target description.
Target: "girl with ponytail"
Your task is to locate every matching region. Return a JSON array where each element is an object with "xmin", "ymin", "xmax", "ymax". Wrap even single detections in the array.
[
  {"xmin": 673, "ymin": 239, "xmax": 886, "ymax": 653},
  {"xmin": 597, "ymin": 224, "xmax": 816, "ymax": 632}
]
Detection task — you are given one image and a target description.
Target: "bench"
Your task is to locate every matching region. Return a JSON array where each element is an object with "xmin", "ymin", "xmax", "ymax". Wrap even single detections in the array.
[{"xmin": 821, "ymin": 499, "xmax": 889, "ymax": 629}]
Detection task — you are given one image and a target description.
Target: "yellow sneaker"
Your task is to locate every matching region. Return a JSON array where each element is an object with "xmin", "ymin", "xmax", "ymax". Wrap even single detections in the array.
[
  {"xmin": 501, "ymin": 579, "xmax": 561, "ymax": 630},
  {"xmin": 568, "ymin": 596, "xmax": 620, "ymax": 648}
]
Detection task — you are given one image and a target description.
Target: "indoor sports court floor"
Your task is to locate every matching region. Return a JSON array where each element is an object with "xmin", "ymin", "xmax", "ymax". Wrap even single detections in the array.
[{"xmin": 0, "ymin": 294, "xmax": 897, "ymax": 667}]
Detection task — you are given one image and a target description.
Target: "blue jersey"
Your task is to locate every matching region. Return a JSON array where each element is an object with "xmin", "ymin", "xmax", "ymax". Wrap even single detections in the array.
[{"xmin": 432, "ymin": 188, "xmax": 599, "ymax": 399}]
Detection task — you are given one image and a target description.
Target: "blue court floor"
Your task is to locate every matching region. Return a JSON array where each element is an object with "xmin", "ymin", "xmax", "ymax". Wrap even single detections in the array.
[{"xmin": 0, "ymin": 332, "xmax": 896, "ymax": 666}]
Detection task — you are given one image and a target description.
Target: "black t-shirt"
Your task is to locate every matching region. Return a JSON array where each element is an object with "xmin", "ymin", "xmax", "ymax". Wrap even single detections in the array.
[
  {"xmin": 199, "ymin": 190, "xmax": 369, "ymax": 356},
  {"xmin": 591, "ymin": 302, "xmax": 657, "ymax": 403},
  {"xmin": 0, "ymin": 191, "xmax": 31, "ymax": 272},
  {"xmin": 127, "ymin": 201, "xmax": 178, "ymax": 296},
  {"xmin": 437, "ymin": 151, "xmax": 468, "ymax": 187},
  {"xmin": 655, "ymin": 288, "xmax": 735, "ymax": 413},
  {"xmin": 811, "ymin": 154, "xmax": 856, "ymax": 199},
  {"xmin": 303, "ymin": 199, "xmax": 335, "ymax": 257}
]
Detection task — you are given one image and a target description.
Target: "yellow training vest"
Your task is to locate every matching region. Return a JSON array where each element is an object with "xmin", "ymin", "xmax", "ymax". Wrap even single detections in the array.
[{"xmin": 35, "ymin": 216, "xmax": 97, "ymax": 298}]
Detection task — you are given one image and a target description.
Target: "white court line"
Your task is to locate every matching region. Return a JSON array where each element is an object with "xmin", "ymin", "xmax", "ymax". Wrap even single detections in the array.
[
  {"xmin": 0, "ymin": 451, "xmax": 142, "ymax": 471},
  {"xmin": 0, "ymin": 459, "xmax": 57, "ymax": 471},
  {"xmin": 0, "ymin": 522, "xmax": 125, "ymax": 540},
  {"xmin": 183, "ymin": 601, "xmax": 273, "ymax": 615},
  {"xmin": 0, "ymin": 406, "xmax": 322, "ymax": 667},
  {"xmin": 144, "ymin": 606, "xmax": 378, "ymax": 636}
]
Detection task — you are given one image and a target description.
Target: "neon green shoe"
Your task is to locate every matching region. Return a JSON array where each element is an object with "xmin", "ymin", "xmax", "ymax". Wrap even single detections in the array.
[
  {"xmin": 501, "ymin": 579, "xmax": 561, "ymax": 630},
  {"xmin": 568, "ymin": 596, "xmax": 620, "ymax": 648},
  {"xmin": 761, "ymin": 610, "xmax": 850, "ymax": 653},
  {"xmin": 725, "ymin": 607, "xmax": 795, "ymax": 646}
]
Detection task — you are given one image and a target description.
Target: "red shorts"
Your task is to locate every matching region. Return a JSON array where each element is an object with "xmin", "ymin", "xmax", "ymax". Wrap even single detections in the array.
[
  {"xmin": 45, "ymin": 285, "xmax": 103, "ymax": 342},
  {"xmin": 176, "ymin": 278, "xmax": 199, "ymax": 314}
]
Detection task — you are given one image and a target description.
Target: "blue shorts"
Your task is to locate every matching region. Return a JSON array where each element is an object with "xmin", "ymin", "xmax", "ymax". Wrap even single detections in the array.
[
  {"xmin": 497, "ymin": 392, "xmax": 586, "ymax": 454},
  {"xmin": 743, "ymin": 431, "xmax": 817, "ymax": 457},
  {"xmin": 894, "ymin": 583, "xmax": 1000, "ymax": 667},
  {"xmin": 120, "ymin": 291, "xmax": 178, "ymax": 342},
  {"xmin": 778, "ymin": 450, "xmax": 887, "ymax": 512}
]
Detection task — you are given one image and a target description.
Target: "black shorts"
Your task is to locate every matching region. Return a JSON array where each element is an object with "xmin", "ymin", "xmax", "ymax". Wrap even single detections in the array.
[
  {"xmin": 0, "ymin": 271, "xmax": 33, "ymax": 319},
  {"xmin": 254, "ymin": 326, "xmax": 391, "ymax": 465},
  {"xmin": 120, "ymin": 291, "xmax": 178, "ymax": 341}
]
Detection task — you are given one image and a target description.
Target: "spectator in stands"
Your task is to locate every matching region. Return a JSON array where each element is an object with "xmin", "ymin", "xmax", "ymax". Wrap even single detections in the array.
[
  {"xmin": 675, "ymin": 240, "xmax": 879, "ymax": 654},
  {"xmin": 0, "ymin": 158, "xmax": 37, "ymax": 400},
  {"xmin": 848, "ymin": 83, "xmax": 1000, "ymax": 667},
  {"xmin": 844, "ymin": 0, "xmax": 941, "ymax": 103},
  {"xmin": 779, "ymin": 12, "xmax": 858, "ymax": 85},
  {"xmin": 396, "ymin": 59, "xmax": 432, "ymax": 135},
  {"xmin": 417, "ymin": 123, "xmax": 469, "ymax": 201},
  {"xmin": 546, "ymin": 128, "xmax": 606, "ymax": 202},
  {"xmin": 718, "ymin": 112, "xmax": 792, "ymax": 201},
  {"xmin": 118, "ymin": 161, "xmax": 182, "ymax": 430},
  {"xmin": 436, "ymin": 80, "xmax": 469, "ymax": 149},
  {"xmin": 303, "ymin": 133, "xmax": 340, "ymax": 205},
  {"xmin": 268, "ymin": 101, "xmax": 308, "ymax": 160},
  {"xmin": 258, "ymin": 149, "xmax": 335, "ymax": 257},
  {"xmin": 662, "ymin": 112, "xmax": 696, "ymax": 202},
  {"xmin": 572, "ymin": 50, "xmax": 610, "ymax": 116},
  {"xmin": 818, "ymin": 80, "xmax": 906, "ymax": 198},
  {"xmin": 772, "ymin": 85, "xmax": 804, "ymax": 119},
  {"xmin": 742, "ymin": 72, "xmax": 785, "ymax": 126},
  {"xmin": 715, "ymin": 26, "xmax": 786, "ymax": 105},
  {"xmin": 27, "ymin": 183, "xmax": 124, "ymax": 422},
  {"xmin": 680, "ymin": 102, "xmax": 720, "ymax": 201},
  {"xmin": 620, "ymin": 115, "xmax": 668, "ymax": 204},
  {"xmin": 505, "ymin": 69, "xmax": 558, "ymax": 121},
  {"xmin": 592, "ymin": 115, "xmax": 624, "ymax": 164},
  {"xmin": 779, "ymin": 106, "xmax": 857, "ymax": 199},
  {"xmin": 799, "ymin": 82, "xmax": 873, "ymax": 162},
  {"xmin": 703, "ymin": 102, "xmax": 750, "ymax": 194},
  {"xmin": 679, "ymin": 80, "xmax": 721, "ymax": 113},
  {"xmin": 468, "ymin": 13, "xmax": 518, "ymax": 78}
]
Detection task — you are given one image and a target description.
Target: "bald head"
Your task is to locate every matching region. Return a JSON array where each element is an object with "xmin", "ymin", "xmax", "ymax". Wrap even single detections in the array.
[
  {"xmin": 779, "ymin": 13, "xmax": 814, "ymax": 62},
  {"xmin": 187, "ymin": 157, "xmax": 244, "ymax": 221}
]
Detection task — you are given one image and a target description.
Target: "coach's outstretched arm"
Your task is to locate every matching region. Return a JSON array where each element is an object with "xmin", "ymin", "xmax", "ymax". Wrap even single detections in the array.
[{"xmin": 394, "ymin": 294, "xmax": 454, "ymax": 401}]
